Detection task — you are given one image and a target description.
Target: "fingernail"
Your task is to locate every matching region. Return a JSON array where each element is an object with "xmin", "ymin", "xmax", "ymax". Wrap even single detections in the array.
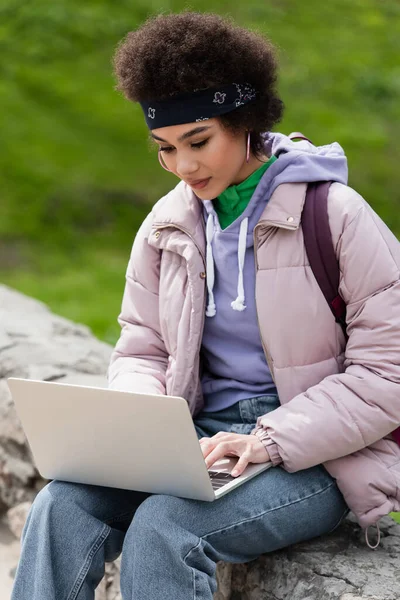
[{"xmin": 231, "ymin": 470, "xmax": 239, "ymax": 477}]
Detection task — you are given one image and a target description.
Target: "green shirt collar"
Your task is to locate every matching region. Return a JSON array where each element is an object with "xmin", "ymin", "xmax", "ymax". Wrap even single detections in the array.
[{"xmin": 213, "ymin": 155, "xmax": 277, "ymax": 229}]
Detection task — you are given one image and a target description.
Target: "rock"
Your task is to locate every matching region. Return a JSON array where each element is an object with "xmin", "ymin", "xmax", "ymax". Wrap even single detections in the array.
[
  {"xmin": 0, "ymin": 517, "xmax": 21, "ymax": 599},
  {"xmin": 2, "ymin": 283, "xmax": 400, "ymax": 599},
  {"xmin": 6, "ymin": 501, "xmax": 32, "ymax": 540},
  {"xmin": 0, "ymin": 284, "xmax": 112, "ymax": 512},
  {"xmin": 94, "ymin": 577, "xmax": 107, "ymax": 600}
]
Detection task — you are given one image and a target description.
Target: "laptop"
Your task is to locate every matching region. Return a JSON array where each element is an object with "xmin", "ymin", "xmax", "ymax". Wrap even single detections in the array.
[{"xmin": 7, "ymin": 378, "xmax": 272, "ymax": 501}]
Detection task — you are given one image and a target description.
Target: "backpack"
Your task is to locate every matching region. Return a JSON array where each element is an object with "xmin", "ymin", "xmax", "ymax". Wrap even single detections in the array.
[{"xmin": 298, "ymin": 157, "xmax": 400, "ymax": 447}]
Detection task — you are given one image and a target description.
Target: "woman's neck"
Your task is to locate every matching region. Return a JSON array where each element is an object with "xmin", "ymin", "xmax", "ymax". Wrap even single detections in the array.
[{"xmin": 231, "ymin": 152, "xmax": 271, "ymax": 186}]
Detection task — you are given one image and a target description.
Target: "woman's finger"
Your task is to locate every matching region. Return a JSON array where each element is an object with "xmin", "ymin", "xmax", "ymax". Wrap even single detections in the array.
[
  {"xmin": 231, "ymin": 452, "xmax": 251, "ymax": 477},
  {"xmin": 205, "ymin": 442, "xmax": 236, "ymax": 469},
  {"xmin": 199, "ymin": 438, "xmax": 218, "ymax": 458}
]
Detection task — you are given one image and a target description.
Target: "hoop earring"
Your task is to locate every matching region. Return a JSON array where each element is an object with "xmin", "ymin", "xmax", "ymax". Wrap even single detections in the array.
[
  {"xmin": 246, "ymin": 131, "xmax": 251, "ymax": 163},
  {"xmin": 158, "ymin": 150, "xmax": 172, "ymax": 172}
]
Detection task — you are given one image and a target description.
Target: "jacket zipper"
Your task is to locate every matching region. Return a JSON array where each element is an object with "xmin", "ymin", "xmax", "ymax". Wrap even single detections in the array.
[
  {"xmin": 152, "ymin": 221, "xmax": 207, "ymax": 342},
  {"xmin": 253, "ymin": 223, "xmax": 276, "ymax": 384},
  {"xmin": 152, "ymin": 223, "xmax": 207, "ymax": 398}
]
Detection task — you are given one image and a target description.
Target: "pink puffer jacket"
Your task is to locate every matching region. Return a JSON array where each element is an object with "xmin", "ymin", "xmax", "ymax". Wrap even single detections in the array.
[{"xmin": 108, "ymin": 179, "xmax": 400, "ymax": 529}]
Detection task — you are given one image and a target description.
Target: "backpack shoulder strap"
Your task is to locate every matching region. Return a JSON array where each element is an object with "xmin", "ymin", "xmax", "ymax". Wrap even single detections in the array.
[
  {"xmin": 302, "ymin": 181, "xmax": 400, "ymax": 445},
  {"xmin": 302, "ymin": 181, "xmax": 348, "ymax": 340}
]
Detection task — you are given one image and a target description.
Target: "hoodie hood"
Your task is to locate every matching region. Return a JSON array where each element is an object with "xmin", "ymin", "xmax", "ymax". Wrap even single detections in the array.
[
  {"xmin": 202, "ymin": 131, "xmax": 349, "ymax": 317},
  {"xmin": 203, "ymin": 130, "xmax": 348, "ymax": 208},
  {"xmin": 263, "ymin": 131, "xmax": 348, "ymax": 191}
]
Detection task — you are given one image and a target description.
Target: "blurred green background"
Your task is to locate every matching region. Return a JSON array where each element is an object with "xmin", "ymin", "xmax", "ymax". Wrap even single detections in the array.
[{"xmin": 1, "ymin": 0, "xmax": 400, "ymax": 346}]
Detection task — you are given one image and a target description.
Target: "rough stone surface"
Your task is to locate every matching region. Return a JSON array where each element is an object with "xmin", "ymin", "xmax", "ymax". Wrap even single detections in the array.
[
  {"xmin": 1, "ymin": 283, "xmax": 400, "ymax": 600},
  {"xmin": 6, "ymin": 501, "xmax": 31, "ymax": 540},
  {"xmin": 0, "ymin": 284, "xmax": 112, "ymax": 512},
  {"xmin": 212, "ymin": 513, "xmax": 400, "ymax": 599},
  {"xmin": 0, "ymin": 517, "xmax": 21, "ymax": 599}
]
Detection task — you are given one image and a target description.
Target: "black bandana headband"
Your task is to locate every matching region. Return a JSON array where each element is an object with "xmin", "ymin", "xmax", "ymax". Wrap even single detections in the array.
[{"xmin": 139, "ymin": 82, "xmax": 257, "ymax": 130}]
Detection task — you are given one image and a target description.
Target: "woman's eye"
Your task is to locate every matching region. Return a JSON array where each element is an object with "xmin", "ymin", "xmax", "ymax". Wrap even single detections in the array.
[
  {"xmin": 159, "ymin": 139, "xmax": 208, "ymax": 153},
  {"xmin": 192, "ymin": 139, "xmax": 208, "ymax": 149}
]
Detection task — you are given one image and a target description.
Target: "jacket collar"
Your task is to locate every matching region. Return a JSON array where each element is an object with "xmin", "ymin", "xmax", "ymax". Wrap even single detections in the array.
[
  {"xmin": 152, "ymin": 180, "xmax": 308, "ymax": 237},
  {"xmin": 152, "ymin": 181, "xmax": 206, "ymax": 254},
  {"xmin": 257, "ymin": 182, "xmax": 308, "ymax": 230}
]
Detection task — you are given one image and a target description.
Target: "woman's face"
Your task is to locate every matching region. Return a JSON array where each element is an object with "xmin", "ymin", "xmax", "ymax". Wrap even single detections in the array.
[{"xmin": 150, "ymin": 118, "xmax": 265, "ymax": 199}]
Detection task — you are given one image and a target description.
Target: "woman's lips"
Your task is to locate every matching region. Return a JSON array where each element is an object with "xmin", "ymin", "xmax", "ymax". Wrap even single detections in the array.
[{"xmin": 189, "ymin": 177, "xmax": 211, "ymax": 189}]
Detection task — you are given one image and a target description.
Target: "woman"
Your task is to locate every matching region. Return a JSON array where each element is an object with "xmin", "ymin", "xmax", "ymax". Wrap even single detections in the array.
[{"xmin": 12, "ymin": 11, "xmax": 400, "ymax": 600}]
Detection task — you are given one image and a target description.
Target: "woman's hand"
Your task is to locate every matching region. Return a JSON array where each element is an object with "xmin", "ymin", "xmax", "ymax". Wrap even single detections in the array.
[{"xmin": 199, "ymin": 432, "xmax": 271, "ymax": 477}]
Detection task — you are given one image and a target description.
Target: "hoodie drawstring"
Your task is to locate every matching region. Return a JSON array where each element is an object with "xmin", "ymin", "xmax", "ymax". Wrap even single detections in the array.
[
  {"xmin": 205, "ymin": 214, "xmax": 216, "ymax": 317},
  {"xmin": 205, "ymin": 214, "xmax": 249, "ymax": 317},
  {"xmin": 231, "ymin": 217, "xmax": 249, "ymax": 312}
]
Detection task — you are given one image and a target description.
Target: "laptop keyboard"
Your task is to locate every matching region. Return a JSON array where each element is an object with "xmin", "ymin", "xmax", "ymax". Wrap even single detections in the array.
[{"xmin": 208, "ymin": 471, "xmax": 236, "ymax": 490}]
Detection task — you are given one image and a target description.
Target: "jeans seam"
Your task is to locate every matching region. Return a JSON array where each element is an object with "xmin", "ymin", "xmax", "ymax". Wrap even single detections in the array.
[
  {"xmin": 202, "ymin": 481, "xmax": 337, "ymax": 541},
  {"xmin": 66, "ymin": 523, "xmax": 110, "ymax": 600},
  {"xmin": 182, "ymin": 537, "xmax": 204, "ymax": 600},
  {"xmin": 326, "ymin": 506, "xmax": 350, "ymax": 535}
]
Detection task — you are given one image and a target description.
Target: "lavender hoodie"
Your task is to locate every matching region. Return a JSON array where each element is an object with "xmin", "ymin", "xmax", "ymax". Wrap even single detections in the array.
[{"xmin": 201, "ymin": 132, "xmax": 348, "ymax": 412}]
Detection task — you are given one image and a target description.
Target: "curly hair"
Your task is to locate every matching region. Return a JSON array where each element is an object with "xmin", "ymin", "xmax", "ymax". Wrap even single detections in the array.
[{"xmin": 113, "ymin": 11, "xmax": 284, "ymax": 158}]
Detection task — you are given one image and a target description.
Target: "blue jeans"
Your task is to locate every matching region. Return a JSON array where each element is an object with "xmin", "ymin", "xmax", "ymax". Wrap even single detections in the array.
[{"xmin": 11, "ymin": 395, "xmax": 348, "ymax": 600}]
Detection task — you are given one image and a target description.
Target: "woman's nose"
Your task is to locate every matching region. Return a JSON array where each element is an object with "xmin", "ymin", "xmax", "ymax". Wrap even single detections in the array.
[{"xmin": 176, "ymin": 153, "xmax": 200, "ymax": 178}]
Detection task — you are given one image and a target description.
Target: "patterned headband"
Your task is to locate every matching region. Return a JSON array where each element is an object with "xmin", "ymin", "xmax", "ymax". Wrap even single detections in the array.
[{"xmin": 139, "ymin": 82, "xmax": 258, "ymax": 130}]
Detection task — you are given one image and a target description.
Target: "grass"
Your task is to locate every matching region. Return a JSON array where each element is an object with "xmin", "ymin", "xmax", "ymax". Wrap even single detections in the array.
[{"xmin": 391, "ymin": 513, "xmax": 400, "ymax": 524}]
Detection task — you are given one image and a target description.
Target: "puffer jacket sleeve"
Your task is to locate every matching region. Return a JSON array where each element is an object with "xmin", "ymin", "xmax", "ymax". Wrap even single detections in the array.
[
  {"xmin": 107, "ymin": 211, "xmax": 169, "ymax": 395},
  {"xmin": 252, "ymin": 186, "xmax": 400, "ymax": 472}
]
